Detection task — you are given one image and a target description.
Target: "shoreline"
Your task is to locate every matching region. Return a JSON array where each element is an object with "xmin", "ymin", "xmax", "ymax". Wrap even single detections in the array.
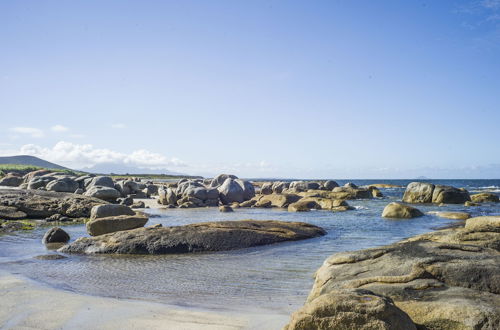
[{"xmin": 0, "ymin": 270, "xmax": 289, "ymax": 330}]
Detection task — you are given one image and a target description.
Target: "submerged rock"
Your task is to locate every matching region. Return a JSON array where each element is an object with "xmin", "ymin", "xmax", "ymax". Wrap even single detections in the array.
[
  {"xmin": 219, "ymin": 205, "xmax": 233, "ymax": 212},
  {"xmin": 59, "ymin": 220, "xmax": 326, "ymax": 254},
  {"xmin": 382, "ymin": 202, "xmax": 423, "ymax": 219}
]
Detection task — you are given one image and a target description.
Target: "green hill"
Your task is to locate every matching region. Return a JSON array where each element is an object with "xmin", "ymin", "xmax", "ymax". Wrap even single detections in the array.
[{"xmin": 0, "ymin": 155, "xmax": 69, "ymax": 170}]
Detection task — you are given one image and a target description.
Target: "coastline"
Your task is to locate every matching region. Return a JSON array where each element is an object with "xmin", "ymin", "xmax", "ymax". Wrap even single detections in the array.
[{"xmin": 0, "ymin": 270, "xmax": 288, "ymax": 330}]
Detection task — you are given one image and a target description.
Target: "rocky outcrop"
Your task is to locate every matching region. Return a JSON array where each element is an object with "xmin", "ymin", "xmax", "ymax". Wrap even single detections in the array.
[
  {"xmin": 471, "ymin": 193, "xmax": 499, "ymax": 203},
  {"xmin": 382, "ymin": 202, "xmax": 423, "ymax": 219},
  {"xmin": 0, "ymin": 205, "xmax": 28, "ymax": 220},
  {"xmin": 59, "ymin": 220, "xmax": 326, "ymax": 254},
  {"xmin": 157, "ymin": 175, "xmax": 255, "ymax": 208},
  {"xmin": 286, "ymin": 216, "xmax": 500, "ymax": 329},
  {"xmin": 42, "ymin": 227, "xmax": 70, "ymax": 244},
  {"xmin": 0, "ymin": 189, "xmax": 106, "ymax": 218},
  {"xmin": 403, "ymin": 182, "xmax": 470, "ymax": 204}
]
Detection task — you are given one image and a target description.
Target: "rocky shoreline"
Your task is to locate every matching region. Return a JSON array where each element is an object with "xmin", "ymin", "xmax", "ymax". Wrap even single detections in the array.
[
  {"xmin": 1, "ymin": 170, "xmax": 500, "ymax": 329},
  {"xmin": 284, "ymin": 215, "xmax": 500, "ymax": 329}
]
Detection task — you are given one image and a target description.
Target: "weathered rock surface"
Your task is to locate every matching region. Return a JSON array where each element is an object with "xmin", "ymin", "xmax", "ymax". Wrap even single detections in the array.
[
  {"xmin": 0, "ymin": 189, "xmax": 106, "ymax": 218},
  {"xmin": 86, "ymin": 213, "xmax": 149, "ymax": 236},
  {"xmin": 403, "ymin": 182, "xmax": 470, "ymax": 204},
  {"xmin": 59, "ymin": 220, "xmax": 326, "ymax": 254},
  {"xmin": 46, "ymin": 177, "xmax": 79, "ymax": 193},
  {"xmin": 42, "ymin": 227, "xmax": 70, "ymax": 244},
  {"xmin": 285, "ymin": 289, "xmax": 416, "ymax": 330},
  {"xmin": 287, "ymin": 216, "xmax": 500, "ymax": 330},
  {"xmin": 84, "ymin": 185, "xmax": 121, "ymax": 202},
  {"xmin": 253, "ymin": 193, "xmax": 301, "ymax": 208},
  {"xmin": 382, "ymin": 202, "xmax": 423, "ymax": 219},
  {"xmin": 471, "ymin": 193, "xmax": 499, "ymax": 203},
  {"xmin": 0, "ymin": 175, "xmax": 23, "ymax": 187},
  {"xmin": 90, "ymin": 204, "xmax": 135, "ymax": 220}
]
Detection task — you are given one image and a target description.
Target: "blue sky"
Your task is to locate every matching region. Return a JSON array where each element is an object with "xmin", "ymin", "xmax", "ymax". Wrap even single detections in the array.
[{"xmin": 1, "ymin": 0, "xmax": 499, "ymax": 178}]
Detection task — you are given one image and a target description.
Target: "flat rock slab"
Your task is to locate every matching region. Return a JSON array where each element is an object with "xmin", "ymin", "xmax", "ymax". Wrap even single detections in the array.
[
  {"xmin": 0, "ymin": 189, "xmax": 106, "ymax": 219},
  {"xmin": 59, "ymin": 220, "xmax": 326, "ymax": 254}
]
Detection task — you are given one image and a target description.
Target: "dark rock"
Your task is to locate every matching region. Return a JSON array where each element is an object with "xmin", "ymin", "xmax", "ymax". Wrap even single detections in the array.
[
  {"xmin": 59, "ymin": 220, "xmax": 326, "ymax": 254},
  {"xmin": 42, "ymin": 227, "xmax": 70, "ymax": 243}
]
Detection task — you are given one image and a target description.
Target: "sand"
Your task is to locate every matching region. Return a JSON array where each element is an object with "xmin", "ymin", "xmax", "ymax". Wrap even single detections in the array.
[{"xmin": 0, "ymin": 271, "xmax": 287, "ymax": 330}]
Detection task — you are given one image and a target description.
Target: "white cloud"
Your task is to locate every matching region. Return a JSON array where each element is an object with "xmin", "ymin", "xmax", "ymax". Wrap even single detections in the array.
[
  {"xmin": 14, "ymin": 141, "xmax": 186, "ymax": 170},
  {"xmin": 51, "ymin": 125, "xmax": 69, "ymax": 132},
  {"xmin": 111, "ymin": 123, "xmax": 127, "ymax": 129},
  {"xmin": 9, "ymin": 127, "xmax": 45, "ymax": 138}
]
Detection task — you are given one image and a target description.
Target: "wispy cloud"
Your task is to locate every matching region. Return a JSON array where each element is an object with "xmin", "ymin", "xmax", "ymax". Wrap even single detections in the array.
[
  {"xmin": 51, "ymin": 124, "xmax": 69, "ymax": 132},
  {"xmin": 111, "ymin": 123, "xmax": 127, "ymax": 129},
  {"xmin": 9, "ymin": 127, "xmax": 44, "ymax": 138},
  {"xmin": 12, "ymin": 141, "xmax": 186, "ymax": 170}
]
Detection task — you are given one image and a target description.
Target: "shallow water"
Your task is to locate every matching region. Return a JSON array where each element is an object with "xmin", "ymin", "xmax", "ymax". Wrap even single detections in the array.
[{"xmin": 1, "ymin": 179, "xmax": 499, "ymax": 316}]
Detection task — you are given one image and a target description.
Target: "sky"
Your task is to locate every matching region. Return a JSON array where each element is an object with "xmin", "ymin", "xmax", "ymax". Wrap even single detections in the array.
[{"xmin": 1, "ymin": 0, "xmax": 499, "ymax": 179}]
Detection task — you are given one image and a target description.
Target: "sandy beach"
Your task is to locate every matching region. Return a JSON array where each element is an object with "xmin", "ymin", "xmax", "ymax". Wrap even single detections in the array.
[{"xmin": 0, "ymin": 270, "xmax": 287, "ymax": 330}]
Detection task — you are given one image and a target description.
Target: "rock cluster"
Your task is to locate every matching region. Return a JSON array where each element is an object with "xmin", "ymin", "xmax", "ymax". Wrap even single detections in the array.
[
  {"xmin": 402, "ymin": 182, "xmax": 471, "ymax": 204},
  {"xmin": 0, "ymin": 170, "xmax": 160, "ymax": 204},
  {"xmin": 157, "ymin": 174, "xmax": 255, "ymax": 208},
  {"xmin": 285, "ymin": 216, "xmax": 500, "ymax": 329}
]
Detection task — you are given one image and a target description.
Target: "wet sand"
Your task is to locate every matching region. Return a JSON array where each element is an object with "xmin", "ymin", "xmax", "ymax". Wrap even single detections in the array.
[{"xmin": 0, "ymin": 270, "xmax": 287, "ymax": 329}]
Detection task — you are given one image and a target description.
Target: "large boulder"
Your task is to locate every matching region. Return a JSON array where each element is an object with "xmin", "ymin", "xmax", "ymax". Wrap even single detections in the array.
[
  {"xmin": 86, "ymin": 176, "xmax": 115, "ymax": 189},
  {"xmin": 285, "ymin": 289, "xmax": 416, "ymax": 330},
  {"xmin": 323, "ymin": 180, "xmax": 339, "ymax": 190},
  {"xmin": 90, "ymin": 204, "xmax": 135, "ymax": 220},
  {"xmin": 253, "ymin": 193, "xmax": 301, "ymax": 208},
  {"xmin": 402, "ymin": 182, "xmax": 470, "ymax": 204},
  {"xmin": 158, "ymin": 187, "xmax": 177, "ymax": 205},
  {"xmin": 0, "ymin": 175, "xmax": 23, "ymax": 187},
  {"xmin": 402, "ymin": 182, "xmax": 435, "ymax": 203},
  {"xmin": 297, "ymin": 219, "xmax": 500, "ymax": 330},
  {"xmin": 471, "ymin": 193, "xmax": 499, "ymax": 203},
  {"xmin": 218, "ymin": 178, "xmax": 245, "ymax": 204},
  {"xmin": 0, "ymin": 189, "xmax": 106, "ymax": 218},
  {"xmin": 46, "ymin": 177, "xmax": 79, "ymax": 193},
  {"xmin": 209, "ymin": 174, "xmax": 238, "ymax": 188},
  {"xmin": 382, "ymin": 202, "xmax": 424, "ymax": 219},
  {"xmin": 23, "ymin": 169, "xmax": 53, "ymax": 182},
  {"xmin": 289, "ymin": 181, "xmax": 320, "ymax": 192},
  {"xmin": 260, "ymin": 182, "xmax": 273, "ymax": 195},
  {"xmin": 42, "ymin": 227, "xmax": 70, "ymax": 244},
  {"xmin": 84, "ymin": 186, "xmax": 121, "ymax": 202},
  {"xmin": 271, "ymin": 181, "xmax": 290, "ymax": 194},
  {"xmin": 432, "ymin": 185, "xmax": 470, "ymax": 204},
  {"xmin": 86, "ymin": 213, "xmax": 149, "ymax": 236},
  {"xmin": 59, "ymin": 220, "xmax": 326, "ymax": 254},
  {"xmin": 27, "ymin": 176, "xmax": 56, "ymax": 190},
  {"xmin": 235, "ymin": 179, "xmax": 255, "ymax": 200}
]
